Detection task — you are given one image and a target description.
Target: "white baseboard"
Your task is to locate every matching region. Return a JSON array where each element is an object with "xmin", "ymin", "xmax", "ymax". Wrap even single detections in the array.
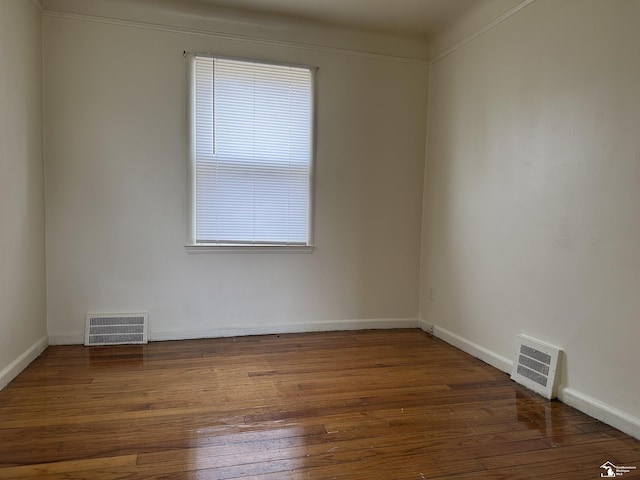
[
  {"xmin": 0, "ymin": 335, "xmax": 49, "ymax": 390},
  {"xmin": 417, "ymin": 318, "xmax": 434, "ymax": 334},
  {"xmin": 425, "ymin": 323, "xmax": 513, "ymax": 373},
  {"xmin": 150, "ymin": 318, "xmax": 419, "ymax": 341},
  {"xmin": 49, "ymin": 318, "xmax": 420, "ymax": 344},
  {"xmin": 419, "ymin": 320, "xmax": 640, "ymax": 441},
  {"xmin": 559, "ymin": 387, "xmax": 640, "ymax": 440}
]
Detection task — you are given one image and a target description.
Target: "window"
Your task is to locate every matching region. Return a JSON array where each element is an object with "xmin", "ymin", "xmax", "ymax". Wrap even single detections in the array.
[{"xmin": 187, "ymin": 54, "xmax": 314, "ymax": 249}]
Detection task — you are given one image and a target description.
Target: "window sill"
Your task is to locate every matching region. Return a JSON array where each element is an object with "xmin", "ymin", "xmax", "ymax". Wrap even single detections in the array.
[{"xmin": 185, "ymin": 244, "xmax": 315, "ymax": 254}]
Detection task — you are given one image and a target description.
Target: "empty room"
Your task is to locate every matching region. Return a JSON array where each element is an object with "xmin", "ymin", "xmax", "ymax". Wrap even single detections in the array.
[{"xmin": 1, "ymin": 0, "xmax": 639, "ymax": 478}]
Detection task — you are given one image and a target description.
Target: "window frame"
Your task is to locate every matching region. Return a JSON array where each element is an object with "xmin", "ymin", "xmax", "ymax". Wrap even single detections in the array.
[{"xmin": 185, "ymin": 52, "xmax": 317, "ymax": 253}]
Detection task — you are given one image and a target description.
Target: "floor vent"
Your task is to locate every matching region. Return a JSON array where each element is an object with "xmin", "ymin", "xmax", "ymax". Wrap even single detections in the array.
[
  {"xmin": 85, "ymin": 313, "xmax": 149, "ymax": 346},
  {"xmin": 511, "ymin": 334, "xmax": 560, "ymax": 399}
]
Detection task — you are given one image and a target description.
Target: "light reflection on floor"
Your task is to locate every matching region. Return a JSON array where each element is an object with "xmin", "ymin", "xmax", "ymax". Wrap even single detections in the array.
[
  {"xmin": 515, "ymin": 389, "xmax": 565, "ymax": 445},
  {"xmin": 184, "ymin": 424, "xmax": 309, "ymax": 476}
]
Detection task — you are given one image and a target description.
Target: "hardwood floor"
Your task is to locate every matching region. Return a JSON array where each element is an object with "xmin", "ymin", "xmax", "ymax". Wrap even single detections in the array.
[{"xmin": 0, "ymin": 329, "xmax": 638, "ymax": 479}]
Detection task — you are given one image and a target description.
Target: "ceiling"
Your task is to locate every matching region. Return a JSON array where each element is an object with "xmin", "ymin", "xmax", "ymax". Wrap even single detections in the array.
[{"xmin": 189, "ymin": 0, "xmax": 481, "ymax": 38}]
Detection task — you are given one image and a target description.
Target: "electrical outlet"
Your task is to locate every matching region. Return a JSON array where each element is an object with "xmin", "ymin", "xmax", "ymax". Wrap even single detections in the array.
[{"xmin": 429, "ymin": 287, "xmax": 435, "ymax": 301}]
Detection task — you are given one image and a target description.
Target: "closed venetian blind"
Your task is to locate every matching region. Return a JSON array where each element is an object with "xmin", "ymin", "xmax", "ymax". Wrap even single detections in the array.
[{"xmin": 192, "ymin": 55, "xmax": 313, "ymax": 245}]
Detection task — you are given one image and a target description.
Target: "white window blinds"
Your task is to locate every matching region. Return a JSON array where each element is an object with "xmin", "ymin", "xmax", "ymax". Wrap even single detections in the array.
[{"xmin": 190, "ymin": 55, "xmax": 313, "ymax": 246}]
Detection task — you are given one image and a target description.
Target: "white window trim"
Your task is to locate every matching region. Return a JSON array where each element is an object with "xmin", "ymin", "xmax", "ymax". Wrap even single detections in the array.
[
  {"xmin": 185, "ymin": 244, "xmax": 315, "ymax": 254},
  {"xmin": 184, "ymin": 52, "xmax": 317, "ymax": 253}
]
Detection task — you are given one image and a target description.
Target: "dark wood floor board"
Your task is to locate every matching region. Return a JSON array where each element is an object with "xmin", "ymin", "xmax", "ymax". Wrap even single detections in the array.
[
  {"xmin": 130, "ymin": 434, "xmax": 488, "ymax": 480},
  {"xmin": 0, "ymin": 421, "xmax": 328, "ymax": 467},
  {"xmin": 425, "ymin": 452, "xmax": 618, "ymax": 480},
  {"xmin": 480, "ymin": 437, "xmax": 640, "ymax": 470},
  {"xmin": 0, "ymin": 455, "xmax": 139, "ymax": 479},
  {"xmin": 0, "ymin": 329, "xmax": 638, "ymax": 479}
]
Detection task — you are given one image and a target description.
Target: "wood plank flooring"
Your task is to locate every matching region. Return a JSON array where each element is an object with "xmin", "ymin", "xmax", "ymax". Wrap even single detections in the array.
[{"xmin": 0, "ymin": 329, "xmax": 638, "ymax": 479}]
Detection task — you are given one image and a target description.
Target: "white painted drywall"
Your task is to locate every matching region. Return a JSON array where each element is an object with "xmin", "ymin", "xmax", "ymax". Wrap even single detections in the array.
[
  {"xmin": 43, "ymin": 3, "xmax": 428, "ymax": 342},
  {"xmin": 0, "ymin": 0, "xmax": 48, "ymax": 384},
  {"xmin": 422, "ymin": 0, "xmax": 640, "ymax": 424}
]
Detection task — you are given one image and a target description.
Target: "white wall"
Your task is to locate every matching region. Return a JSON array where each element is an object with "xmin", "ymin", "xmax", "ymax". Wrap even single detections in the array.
[
  {"xmin": 422, "ymin": 0, "xmax": 640, "ymax": 435},
  {"xmin": 0, "ymin": 0, "xmax": 48, "ymax": 388},
  {"xmin": 43, "ymin": 1, "xmax": 429, "ymax": 342}
]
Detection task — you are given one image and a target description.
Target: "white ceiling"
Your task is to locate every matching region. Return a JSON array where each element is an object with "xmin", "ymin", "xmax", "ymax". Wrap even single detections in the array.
[{"xmin": 190, "ymin": 0, "xmax": 480, "ymax": 38}]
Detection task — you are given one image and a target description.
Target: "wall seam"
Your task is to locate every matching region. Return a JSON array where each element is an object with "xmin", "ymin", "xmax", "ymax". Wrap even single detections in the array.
[{"xmin": 430, "ymin": 0, "xmax": 537, "ymax": 65}]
